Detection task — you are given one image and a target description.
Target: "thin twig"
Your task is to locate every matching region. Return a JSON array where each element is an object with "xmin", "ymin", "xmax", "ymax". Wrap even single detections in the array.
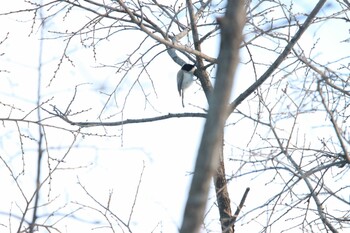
[{"xmin": 232, "ymin": 187, "xmax": 250, "ymax": 223}]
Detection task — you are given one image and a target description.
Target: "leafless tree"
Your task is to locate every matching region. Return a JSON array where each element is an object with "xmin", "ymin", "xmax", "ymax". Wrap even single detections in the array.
[{"xmin": 0, "ymin": 0, "xmax": 349, "ymax": 232}]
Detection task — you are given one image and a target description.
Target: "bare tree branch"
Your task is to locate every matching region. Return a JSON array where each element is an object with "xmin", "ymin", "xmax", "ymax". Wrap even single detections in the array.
[
  {"xmin": 48, "ymin": 108, "xmax": 207, "ymax": 127},
  {"xmin": 227, "ymin": 0, "xmax": 329, "ymax": 116}
]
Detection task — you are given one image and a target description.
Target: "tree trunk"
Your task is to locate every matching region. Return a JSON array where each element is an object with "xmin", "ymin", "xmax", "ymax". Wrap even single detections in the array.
[
  {"xmin": 179, "ymin": 1, "xmax": 245, "ymax": 232},
  {"xmin": 214, "ymin": 132, "xmax": 234, "ymax": 233}
]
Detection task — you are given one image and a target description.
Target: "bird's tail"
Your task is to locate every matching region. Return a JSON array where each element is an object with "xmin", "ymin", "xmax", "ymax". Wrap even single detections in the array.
[{"xmin": 181, "ymin": 92, "xmax": 185, "ymax": 107}]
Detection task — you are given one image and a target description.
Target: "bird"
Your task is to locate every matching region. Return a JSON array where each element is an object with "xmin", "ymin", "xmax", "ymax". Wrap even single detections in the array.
[{"xmin": 177, "ymin": 63, "xmax": 196, "ymax": 107}]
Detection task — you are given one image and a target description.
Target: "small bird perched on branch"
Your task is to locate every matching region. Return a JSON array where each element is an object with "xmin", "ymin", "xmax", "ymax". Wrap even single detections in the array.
[{"xmin": 177, "ymin": 63, "xmax": 196, "ymax": 107}]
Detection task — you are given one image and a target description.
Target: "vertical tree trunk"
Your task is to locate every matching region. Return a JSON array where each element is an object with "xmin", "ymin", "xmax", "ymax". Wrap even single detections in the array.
[
  {"xmin": 180, "ymin": 1, "xmax": 245, "ymax": 233},
  {"xmin": 214, "ymin": 132, "xmax": 234, "ymax": 233}
]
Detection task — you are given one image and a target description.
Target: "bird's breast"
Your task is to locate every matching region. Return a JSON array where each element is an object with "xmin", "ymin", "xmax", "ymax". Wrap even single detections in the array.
[{"xmin": 182, "ymin": 72, "xmax": 194, "ymax": 90}]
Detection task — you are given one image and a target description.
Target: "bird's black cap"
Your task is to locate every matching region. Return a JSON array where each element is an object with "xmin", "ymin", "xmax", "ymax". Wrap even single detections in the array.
[{"xmin": 181, "ymin": 64, "xmax": 196, "ymax": 72}]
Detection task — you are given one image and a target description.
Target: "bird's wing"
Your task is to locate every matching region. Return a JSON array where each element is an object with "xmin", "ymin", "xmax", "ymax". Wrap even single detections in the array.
[{"xmin": 177, "ymin": 70, "xmax": 183, "ymax": 96}]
